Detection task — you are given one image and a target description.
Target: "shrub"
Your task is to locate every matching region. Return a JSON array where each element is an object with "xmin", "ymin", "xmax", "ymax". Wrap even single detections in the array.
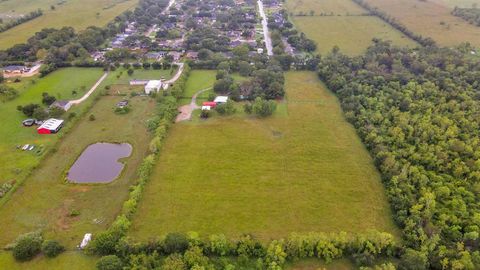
[
  {"xmin": 41, "ymin": 240, "xmax": 65, "ymax": 258},
  {"xmin": 89, "ymin": 114, "xmax": 96, "ymax": 121},
  {"xmin": 89, "ymin": 231, "xmax": 121, "ymax": 255},
  {"xmin": 163, "ymin": 233, "xmax": 189, "ymax": 254},
  {"xmin": 96, "ymin": 255, "xmax": 124, "ymax": 270},
  {"xmin": 127, "ymin": 68, "xmax": 134, "ymax": 76},
  {"xmin": 215, "ymin": 100, "xmax": 236, "ymax": 115},
  {"xmin": 12, "ymin": 232, "xmax": 43, "ymax": 261},
  {"xmin": 252, "ymin": 97, "xmax": 277, "ymax": 117},
  {"xmin": 162, "ymin": 253, "xmax": 186, "ymax": 270},
  {"xmin": 200, "ymin": 109, "xmax": 210, "ymax": 119}
]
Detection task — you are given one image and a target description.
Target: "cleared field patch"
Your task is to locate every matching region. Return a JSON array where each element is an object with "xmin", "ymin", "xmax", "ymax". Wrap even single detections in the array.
[
  {"xmin": 285, "ymin": 0, "xmax": 366, "ymax": 16},
  {"xmin": 292, "ymin": 16, "xmax": 417, "ymax": 55},
  {"xmin": 129, "ymin": 71, "xmax": 398, "ymax": 241},
  {"xmin": 364, "ymin": 0, "xmax": 480, "ymax": 47},
  {"xmin": 0, "ymin": 69, "xmax": 164, "ymax": 248},
  {"xmin": 0, "ymin": 251, "xmax": 96, "ymax": 270},
  {"xmin": 0, "ymin": 0, "xmax": 138, "ymax": 49},
  {"xmin": 0, "ymin": 68, "xmax": 104, "ymax": 186}
]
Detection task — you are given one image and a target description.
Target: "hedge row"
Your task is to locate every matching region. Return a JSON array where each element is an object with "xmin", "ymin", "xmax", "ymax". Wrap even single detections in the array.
[
  {"xmin": 87, "ymin": 64, "xmax": 191, "ymax": 255},
  {"xmin": 94, "ymin": 231, "xmax": 397, "ymax": 269}
]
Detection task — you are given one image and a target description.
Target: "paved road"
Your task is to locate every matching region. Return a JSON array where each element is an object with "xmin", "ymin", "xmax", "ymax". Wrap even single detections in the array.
[
  {"xmin": 176, "ymin": 88, "xmax": 211, "ymax": 122},
  {"xmin": 67, "ymin": 72, "xmax": 108, "ymax": 109},
  {"xmin": 258, "ymin": 0, "xmax": 273, "ymax": 56}
]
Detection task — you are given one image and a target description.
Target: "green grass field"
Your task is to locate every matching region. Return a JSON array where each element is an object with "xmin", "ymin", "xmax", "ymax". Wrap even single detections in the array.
[
  {"xmin": 285, "ymin": 0, "xmax": 366, "ymax": 15},
  {"xmin": 129, "ymin": 71, "xmax": 399, "ymax": 241},
  {"xmin": 291, "ymin": 16, "xmax": 417, "ymax": 56},
  {"xmin": 364, "ymin": 0, "xmax": 480, "ymax": 47},
  {"xmin": 0, "ymin": 251, "xmax": 97, "ymax": 270},
  {"xmin": 0, "ymin": 68, "xmax": 104, "ymax": 186},
  {"xmin": 0, "ymin": 0, "xmax": 138, "ymax": 49},
  {"xmin": 0, "ymin": 68, "xmax": 165, "ymax": 248}
]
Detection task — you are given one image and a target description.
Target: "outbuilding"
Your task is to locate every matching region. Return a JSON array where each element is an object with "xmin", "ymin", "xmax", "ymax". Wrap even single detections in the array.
[
  {"xmin": 79, "ymin": 233, "xmax": 92, "ymax": 249},
  {"xmin": 214, "ymin": 96, "xmax": 229, "ymax": 104},
  {"xmin": 37, "ymin": 118, "xmax": 64, "ymax": 134},
  {"xmin": 201, "ymin": 106, "xmax": 211, "ymax": 111},
  {"xmin": 203, "ymin": 101, "xmax": 217, "ymax": 108},
  {"xmin": 50, "ymin": 100, "xmax": 72, "ymax": 111},
  {"xmin": 145, "ymin": 80, "xmax": 162, "ymax": 94}
]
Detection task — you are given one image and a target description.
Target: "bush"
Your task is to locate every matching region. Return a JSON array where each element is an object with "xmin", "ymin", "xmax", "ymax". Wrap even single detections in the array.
[
  {"xmin": 89, "ymin": 231, "xmax": 121, "ymax": 255},
  {"xmin": 12, "ymin": 232, "xmax": 43, "ymax": 261},
  {"xmin": 162, "ymin": 253, "xmax": 186, "ymax": 270},
  {"xmin": 41, "ymin": 240, "xmax": 65, "ymax": 258},
  {"xmin": 89, "ymin": 114, "xmax": 96, "ymax": 121},
  {"xmin": 200, "ymin": 109, "xmax": 210, "ymax": 119},
  {"xmin": 215, "ymin": 100, "xmax": 236, "ymax": 115},
  {"xmin": 96, "ymin": 255, "xmax": 123, "ymax": 270},
  {"xmin": 252, "ymin": 97, "xmax": 277, "ymax": 117},
  {"xmin": 163, "ymin": 233, "xmax": 189, "ymax": 254}
]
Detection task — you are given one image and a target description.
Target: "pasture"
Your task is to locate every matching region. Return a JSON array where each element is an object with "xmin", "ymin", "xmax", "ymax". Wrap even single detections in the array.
[
  {"xmin": 363, "ymin": 0, "xmax": 480, "ymax": 47},
  {"xmin": 129, "ymin": 71, "xmax": 399, "ymax": 241},
  {"xmin": 0, "ymin": 251, "xmax": 96, "ymax": 270},
  {"xmin": 0, "ymin": 68, "xmax": 104, "ymax": 186},
  {"xmin": 291, "ymin": 16, "xmax": 417, "ymax": 56},
  {"xmin": 0, "ymin": 68, "xmax": 172, "ymax": 248},
  {"xmin": 285, "ymin": 0, "xmax": 366, "ymax": 16},
  {"xmin": 0, "ymin": 0, "xmax": 138, "ymax": 49}
]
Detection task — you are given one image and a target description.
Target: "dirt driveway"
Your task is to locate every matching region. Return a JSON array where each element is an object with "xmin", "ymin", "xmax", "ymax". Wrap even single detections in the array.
[{"xmin": 176, "ymin": 88, "xmax": 211, "ymax": 122}]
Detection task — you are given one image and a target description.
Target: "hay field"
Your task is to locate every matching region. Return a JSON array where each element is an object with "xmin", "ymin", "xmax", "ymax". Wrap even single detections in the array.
[
  {"xmin": 0, "ymin": 0, "xmax": 138, "ymax": 49},
  {"xmin": 291, "ymin": 16, "xmax": 417, "ymax": 56},
  {"xmin": 285, "ymin": 0, "xmax": 366, "ymax": 15},
  {"xmin": 129, "ymin": 71, "xmax": 399, "ymax": 241},
  {"xmin": 364, "ymin": 0, "xmax": 480, "ymax": 47}
]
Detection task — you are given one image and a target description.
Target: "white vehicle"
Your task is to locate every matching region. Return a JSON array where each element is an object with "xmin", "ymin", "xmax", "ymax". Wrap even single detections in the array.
[
  {"xmin": 22, "ymin": 144, "xmax": 30, "ymax": 151},
  {"xmin": 79, "ymin": 233, "xmax": 92, "ymax": 249}
]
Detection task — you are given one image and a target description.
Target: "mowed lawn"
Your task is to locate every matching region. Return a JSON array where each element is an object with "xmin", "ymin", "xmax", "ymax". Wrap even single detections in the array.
[
  {"xmin": 129, "ymin": 71, "xmax": 399, "ymax": 241},
  {"xmin": 0, "ymin": 69, "xmax": 157, "ymax": 248},
  {"xmin": 285, "ymin": 0, "xmax": 366, "ymax": 15},
  {"xmin": 0, "ymin": 251, "xmax": 96, "ymax": 270},
  {"xmin": 364, "ymin": 0, "xmax": 480, "ymax": 47},
  {"xmin": 0, "ymin": 68, "xmax": 104, "ymax": 186},
  {"xmin": 0, "ymin": 0, "xmax": 138, "ymax": 49},
  {"xmin": 292, "ymin": 16, "xmax": 417, "ymax": 55}
]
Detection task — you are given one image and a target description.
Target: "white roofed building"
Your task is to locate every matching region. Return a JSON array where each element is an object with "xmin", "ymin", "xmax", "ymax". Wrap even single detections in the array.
[
  {"xmin": 214, "ymin": 96, "xmax": 229, "ymax": 104},
  {"xmin": 37, "ymin": 118, "xmax": 64, "ymax": 134},
  {"xmin": 145, "ymin": 80, "xmax": 163, "ymax": 94}
]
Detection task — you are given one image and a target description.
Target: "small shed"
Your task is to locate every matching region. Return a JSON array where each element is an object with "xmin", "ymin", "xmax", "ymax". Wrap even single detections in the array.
[
  {"xmin": 145, "ymin": 80, "xmax": 162, "ymax": 94},
  {"xmin": 203, "ymin": 101, "xmax": 217, "ymax": 108},
  {"xmin": 214, "ymin": 96, "xmax": 229, "ymax": 104},
  {"xmin": 37, "ymin": 118, "xmax": 64, "ymax": 134},
  {"xmin": 201, "ymin": 106, "xmax": 211, "ymax": 111}
]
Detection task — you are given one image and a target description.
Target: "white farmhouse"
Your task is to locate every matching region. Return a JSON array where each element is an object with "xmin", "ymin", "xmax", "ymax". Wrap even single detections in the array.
[{"xmin": 144, "ymin": 80, "xmax": 163, "ymax": 94}]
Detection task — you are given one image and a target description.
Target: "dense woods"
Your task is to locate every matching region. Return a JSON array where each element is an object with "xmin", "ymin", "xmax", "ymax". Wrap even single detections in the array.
[
  {"xmin": 318, "ymin": 40, "xmax": 480, "ymax": 269},
  {"xmin": 452, "ymin": 7, "xmax": 480, "ymax": 26}
]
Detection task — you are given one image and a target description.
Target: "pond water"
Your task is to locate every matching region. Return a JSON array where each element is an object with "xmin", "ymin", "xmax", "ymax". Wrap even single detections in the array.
[{"xmin": 67, "ymin": 143, "xmax": 132, "ymax": 183}]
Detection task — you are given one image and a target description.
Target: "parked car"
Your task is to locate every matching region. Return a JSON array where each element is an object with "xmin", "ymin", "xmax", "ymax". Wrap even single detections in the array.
[{"xmin": 22, "ymin": 119, "xmax": 36, "ymax": 127}]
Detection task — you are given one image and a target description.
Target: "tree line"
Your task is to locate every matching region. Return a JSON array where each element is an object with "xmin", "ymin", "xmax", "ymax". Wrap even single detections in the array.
[
  {"xmin": 318, "ymin": 40, "xmax": 480, "ymax": 269},
  {"xmin": 452, "ymin": 7, "xmax": 480, "ymax": 27},
  {"xmin": 0, "ymin": 10, "xmax": 43, "ymax": 33},
  {"xmin": 351, "ymin": 0, "xmax": 436, "ymax": 47}
]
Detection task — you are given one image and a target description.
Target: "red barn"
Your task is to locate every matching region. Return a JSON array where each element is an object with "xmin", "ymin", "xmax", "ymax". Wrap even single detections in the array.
[
  {"xmin": 37, "ymin": 119, "xmax": 64, "ymax": 134},
  {"xmin": 203, "ymin": 101, "xmax": 217, "ymax": 108}
]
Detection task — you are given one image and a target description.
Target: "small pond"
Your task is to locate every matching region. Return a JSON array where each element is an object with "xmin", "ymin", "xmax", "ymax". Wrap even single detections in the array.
[{"xmin": 67, "ymin": 143, "xmax": 132, "ymax": 183}]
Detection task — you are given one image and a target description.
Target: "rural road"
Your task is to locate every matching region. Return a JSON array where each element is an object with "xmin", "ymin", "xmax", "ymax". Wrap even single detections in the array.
[
  {"xmin": 176, "ymin": 88, "xmax": 211, "ymax": 122},
  {"xmin": 67, "ymin": 72, "xmax": 108, "ymax": 109},
  {"xmin": 163, "ymin": 62, "xmax": 185, "ymax": 90},
  {"xmin": 258, "ymin": 0, "xmax": 273, "ymax": 56}
]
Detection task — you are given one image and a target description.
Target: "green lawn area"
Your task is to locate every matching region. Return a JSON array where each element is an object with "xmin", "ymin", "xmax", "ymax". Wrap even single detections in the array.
[
  {"xmin": 0, "ymin": 68, "xmax": 157, "ymax": 248},
  {"xmin": 0, "ymin": 251, "xmax": 96, "ymax": 270},
  {"xmin": 129, "ymin": 71, "xmax": 399, "ymax": 241},
  {"xmin": 178, "ymin": 70, "xmax": 217, "ymax": 105},
  {"xmin": 0, "ymin": 0, "xmax": 138, "ymax": 49},
  {"xmin": 0, "ymin": 68, "xmax": 104, "ymax": 186},
  {"xmin": 116, "ymin": 67, "xmax": 177, "ymax": 85},
  {"xmin": 285, "ymin": 0, "xmax": 366, "ymax": 15},
  {"xmin": 291, "ymin": 16, "xmax": 418, "ymax": 56}
]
